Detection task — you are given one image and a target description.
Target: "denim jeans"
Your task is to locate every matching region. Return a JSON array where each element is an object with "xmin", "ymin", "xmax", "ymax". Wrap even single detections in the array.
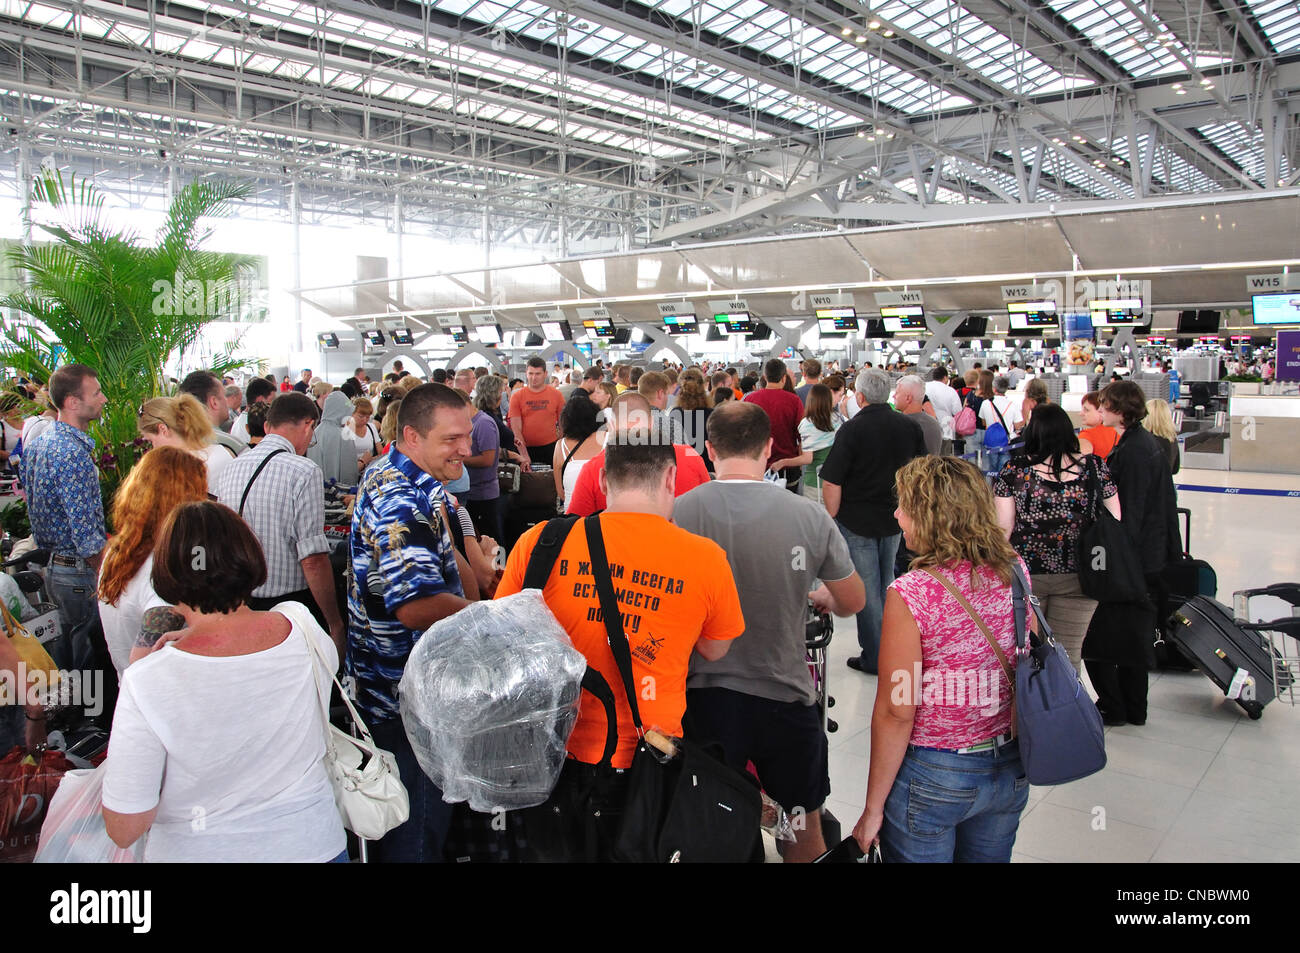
[
  {"xmin": 880, "ymin": 741, "xmax": 1030, "ymax": 863},
  {"xmin": 983, "ymin": 446, "xmax": 1011, "ymax": 476},
  {"xmin": 48, "ymin": 564, "xmax": 99, "ymax": 673},
  {"xmin": 835, "ymin": 524, "xmax": 900, "ymax": 670},
  {"xmin": 368, "ymin": 717, "xmax": 455, "ymax": 863}
]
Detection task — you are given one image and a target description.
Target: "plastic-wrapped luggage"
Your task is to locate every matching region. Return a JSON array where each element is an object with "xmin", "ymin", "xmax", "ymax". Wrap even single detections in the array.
[{"xmin": 399, "ymin": 590, "xmax": 586, "ymax": 812}]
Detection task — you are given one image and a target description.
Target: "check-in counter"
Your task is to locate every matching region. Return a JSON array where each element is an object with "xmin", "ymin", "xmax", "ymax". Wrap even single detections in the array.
[{"xmin": 1229, "ymin": 394, "xmax": 1300, "ymax": 475}]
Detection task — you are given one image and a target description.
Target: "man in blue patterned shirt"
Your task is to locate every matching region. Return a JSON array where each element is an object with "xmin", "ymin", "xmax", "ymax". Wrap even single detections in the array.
[
  {"xmin": 347, "ymin": 382, "xmax": 476, "ymax": 863},
  {"xmin": 22, "ymin": 364, "xmax": 109, "ymax": 673}
]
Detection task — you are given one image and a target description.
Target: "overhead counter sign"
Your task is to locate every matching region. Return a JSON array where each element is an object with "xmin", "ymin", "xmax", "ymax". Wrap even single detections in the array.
[
  {"xmin": 874, "ymin": 291, "xmax": 924, "ymax": 307},
  {"xmin": 1248, "ymin": 273, "xmax": 1299, "ymax": 293}
]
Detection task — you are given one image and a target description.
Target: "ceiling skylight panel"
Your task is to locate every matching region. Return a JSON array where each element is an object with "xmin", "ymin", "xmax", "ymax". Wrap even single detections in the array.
[
  {"xmin": 1247, "ymin": 0, "xmax": 1299, "ymax": 52},
  {"xmin": 875, "ymin": 0, "xmax": 1086, "ymax": 93},
  {"xmin": 616, "ymin": 50, "xmax": 655, "ymax": 70},
  {"xmin": 466, "ymin": 0, "xmax": 513, "ymax": 24},
  {"xmin": 1042, "ymin": 0, "xmax": 1188, "ymax": 76},
  {"xmin": 1197, "ymin": 121, "xmax": 1272, "ymax": 181},
  {"xmin": 181, "ymin": 40, "xmax": 224, "ymax": 61}
]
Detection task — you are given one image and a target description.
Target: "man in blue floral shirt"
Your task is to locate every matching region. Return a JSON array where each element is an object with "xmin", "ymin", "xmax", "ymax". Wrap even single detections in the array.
[
  {"xmin": 22, "ymin": 364, "xmax": 109, "ymax": 673},
  {"xmin": 347, "ymin": 382, "xmax": 476, "ymax": 863}
]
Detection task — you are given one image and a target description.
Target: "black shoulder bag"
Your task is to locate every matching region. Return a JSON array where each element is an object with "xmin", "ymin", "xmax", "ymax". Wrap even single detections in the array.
[
  {"xmin": 582, "ymin": 516, "xmax": 761, "ymax": 863},
  {"xmin": 1075, "ymin": 454, "xmax": 1147, "ymax": 603}
]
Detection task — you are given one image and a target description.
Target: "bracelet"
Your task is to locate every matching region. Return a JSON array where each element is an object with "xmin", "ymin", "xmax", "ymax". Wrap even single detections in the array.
[{"xmin": 25, "ymin": 711, "xmax": 46, "ymax": 722}]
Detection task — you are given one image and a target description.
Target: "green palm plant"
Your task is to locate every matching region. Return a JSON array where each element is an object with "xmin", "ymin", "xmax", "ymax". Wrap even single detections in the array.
[{"xmin": 0, "ymin": 170, "xmax": 262, "ymax": 496}]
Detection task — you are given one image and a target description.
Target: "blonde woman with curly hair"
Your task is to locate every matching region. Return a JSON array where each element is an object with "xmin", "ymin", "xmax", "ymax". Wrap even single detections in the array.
[
  {"xmin": 137, "ymin": 394, "xmax": 230, "ymax": 491},
  {"xmin": 854, "ymin": 455, "xmax": 1033, "ymax": 863}
]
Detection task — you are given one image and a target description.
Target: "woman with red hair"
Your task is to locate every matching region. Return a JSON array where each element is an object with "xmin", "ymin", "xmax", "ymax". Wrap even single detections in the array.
[{"xmin": 97, "ymin": 447, "xmax": 210, "ymax": 678}]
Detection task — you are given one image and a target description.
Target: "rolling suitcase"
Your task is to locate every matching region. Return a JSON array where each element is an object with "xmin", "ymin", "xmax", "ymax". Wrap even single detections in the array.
[
  {"xmin": 1167, "ymin": 593, "xmax": 1298, "ymax": 719},
  {"xmin": 1157, "ymin": 507, "xmax": 1216, "ymax": 671}
]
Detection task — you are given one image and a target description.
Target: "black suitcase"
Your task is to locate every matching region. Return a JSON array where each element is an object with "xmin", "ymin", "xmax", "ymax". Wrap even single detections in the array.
[
  {"xmin": 1162, "ymin": 507, "xmax": 1217, "ymax": 609},
  {"xmin": 1167, "ymin": 594, "xmax": 1297, "ymax": 719},
  {"xmin": 1158, "ymin": 507, "xmax": 1217, "ymax": 671}
]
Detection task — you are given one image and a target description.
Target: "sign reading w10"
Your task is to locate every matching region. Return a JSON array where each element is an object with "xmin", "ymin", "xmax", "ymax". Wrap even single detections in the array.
[{"xmin": 810, "ymin": 292, "xmax": 852, "ymax": 308}]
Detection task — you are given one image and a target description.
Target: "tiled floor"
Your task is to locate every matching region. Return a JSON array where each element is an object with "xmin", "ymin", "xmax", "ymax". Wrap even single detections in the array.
[{"xmin": 815, "ymin": 467, "xmax": 1300, "ymax": 863}]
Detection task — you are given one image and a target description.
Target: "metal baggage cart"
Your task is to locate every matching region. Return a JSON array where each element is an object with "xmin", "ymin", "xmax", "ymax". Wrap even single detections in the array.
[
  {"xmin": 1233, "ymin": 584, "xmax": 1300, "ymax": 707},
  {"xmin": 805, "ymin": 603, "xmax": 837, "ymax": 734}
]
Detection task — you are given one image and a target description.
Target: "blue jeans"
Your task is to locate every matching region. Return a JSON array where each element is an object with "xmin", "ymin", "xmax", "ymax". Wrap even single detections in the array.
[
  {"xmin": 368, "ymin": 717, "xmax": 455, "ymax": 863},
  {"xmin": 48, "ymin": 563, "xmax": 99, "ymax": 673},
  {"xmin": 880, "ymin": 742, "xmax": 1030, "ymax": 863},
  {"xmin": 983, "ymin": 447, "xmax": 1010, "ymax": 476},
  {"xmin": 836, "ymin": 525, "xmax": 900, "ymax": 670}
]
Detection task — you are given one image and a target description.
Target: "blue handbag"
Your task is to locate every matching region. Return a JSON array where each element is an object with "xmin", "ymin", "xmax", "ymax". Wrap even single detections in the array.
[
  {"xmin": 1010, "ymin": 565, "xmax": 1108, "ymax": 785},
  {"xmin": 927, "ymin": 564, "xmax": 1107, "ymax": 787}
]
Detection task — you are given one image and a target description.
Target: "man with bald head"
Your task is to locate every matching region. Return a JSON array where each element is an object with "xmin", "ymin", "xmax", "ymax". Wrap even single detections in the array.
[{"xmin": 564, "ymin": 392, "xmax": 710, "ymax": 516}]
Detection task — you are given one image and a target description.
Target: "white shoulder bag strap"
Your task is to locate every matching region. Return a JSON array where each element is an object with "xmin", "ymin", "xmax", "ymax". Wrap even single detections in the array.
[{"xmin": 275, "ymin": 601, "xmax": 376, "ymax": 748}]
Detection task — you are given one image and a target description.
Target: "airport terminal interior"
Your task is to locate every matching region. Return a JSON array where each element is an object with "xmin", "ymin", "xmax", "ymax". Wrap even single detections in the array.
[{"xmin": 0, "ymin": 0, "xmax": 1297, "ymax": 865}]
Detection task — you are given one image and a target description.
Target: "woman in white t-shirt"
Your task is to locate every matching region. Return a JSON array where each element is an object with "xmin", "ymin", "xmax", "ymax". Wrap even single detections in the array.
[
  {"xmin": 552, "ymin": 393, "xmax": 606, "ymax": 507},
  {"xmin": 102, "ymin": 500, "xmax": 347, "ymax": 863},
  {"xmin": 342, "ymin": 396, "xmax": 382, "ymax": 469},
  {"xmin": 137, "ymin": 394, "xmax": 233, "ymax": 492},
  {"xmin": 979, "ymin": 375, "xmax": 1025, "ymax": 472},
  {"xmin": 770, "ymin": 383, "xmax": 841, "ymax": 503},
  {"xmin": 97, "ymin": 447, "xmax": 210, "ymax": 678}
]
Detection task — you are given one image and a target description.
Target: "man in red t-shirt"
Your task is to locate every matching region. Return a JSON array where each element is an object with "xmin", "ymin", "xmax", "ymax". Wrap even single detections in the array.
[
  {"xmin": 508, "ymin": 356, "xmax": 564, "ymax": 467},
  {"xmin": 566, "ymin": 393, "xmax": 710, "ymax": 515},
  {"xmin": 744, "ymin": 358, "xmax": 804, "ymax": 492}
]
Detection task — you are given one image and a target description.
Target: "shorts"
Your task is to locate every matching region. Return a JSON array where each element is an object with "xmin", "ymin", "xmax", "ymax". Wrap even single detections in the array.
[{"xmin": 684, "ymin": 686, "xmax": 830, "ymax": 816}]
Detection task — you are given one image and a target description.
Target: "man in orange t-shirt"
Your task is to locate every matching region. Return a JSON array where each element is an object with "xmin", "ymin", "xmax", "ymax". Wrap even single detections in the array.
[
  {"xmin": 496, "ymin": 429, "xmax": 744, "ymax": 860},
  {"xmin": 508, "ymin": 356, "xmax": 564, "ymax": 467},
  {"xmin": 564, "ymin": 392, "xmax": 709, "ymax": 516}
]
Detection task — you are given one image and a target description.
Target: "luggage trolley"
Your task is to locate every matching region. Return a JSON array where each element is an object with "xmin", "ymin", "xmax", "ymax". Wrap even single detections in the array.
[
  {"xmin": 805, "ymin": 603, "xmax": 837, "ymax": 734},
  {"xmin": 1232, "ymin": 584, "xmax": 1300, "ymax": 710}
]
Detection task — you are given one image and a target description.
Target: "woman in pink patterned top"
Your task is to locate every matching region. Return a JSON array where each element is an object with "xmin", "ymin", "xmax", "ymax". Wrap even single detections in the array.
[{"xmin": 853, "ymin": 455, "xmax": 1033, "ymax": 863}]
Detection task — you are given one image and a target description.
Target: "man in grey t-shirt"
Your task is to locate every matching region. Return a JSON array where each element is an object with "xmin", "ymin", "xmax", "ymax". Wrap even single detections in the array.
[
  {"xmin": 674, "ymin": 401, "xmax": 865, "ymax": 863},
  {"xmin": 894, "ymin": 375, "xmax": 942, "ymax": 456}
]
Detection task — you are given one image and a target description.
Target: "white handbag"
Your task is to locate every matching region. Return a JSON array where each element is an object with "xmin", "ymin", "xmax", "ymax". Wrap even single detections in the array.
[{"xmin": 280, "ymin": 602, "xmax": 410, "ymax": 841}]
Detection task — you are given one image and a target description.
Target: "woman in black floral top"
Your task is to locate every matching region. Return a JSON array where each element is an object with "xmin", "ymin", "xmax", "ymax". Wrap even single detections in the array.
[{"xmin": 992, "ymin": 404, "xmax": 1121, "ymax": 671}]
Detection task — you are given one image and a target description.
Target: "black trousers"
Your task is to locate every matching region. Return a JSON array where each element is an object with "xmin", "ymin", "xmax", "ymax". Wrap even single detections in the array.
[
  {"xmin": 466, "ymin": 496, "xmax": 505, "ymax": 543},
  {"xmin": 1086, "ymin": 661, "xmax": 1149, "ymax": 724},
  {"xmin": 527, "ymin": 443, "xmax": 556, "ymax": 467}
]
